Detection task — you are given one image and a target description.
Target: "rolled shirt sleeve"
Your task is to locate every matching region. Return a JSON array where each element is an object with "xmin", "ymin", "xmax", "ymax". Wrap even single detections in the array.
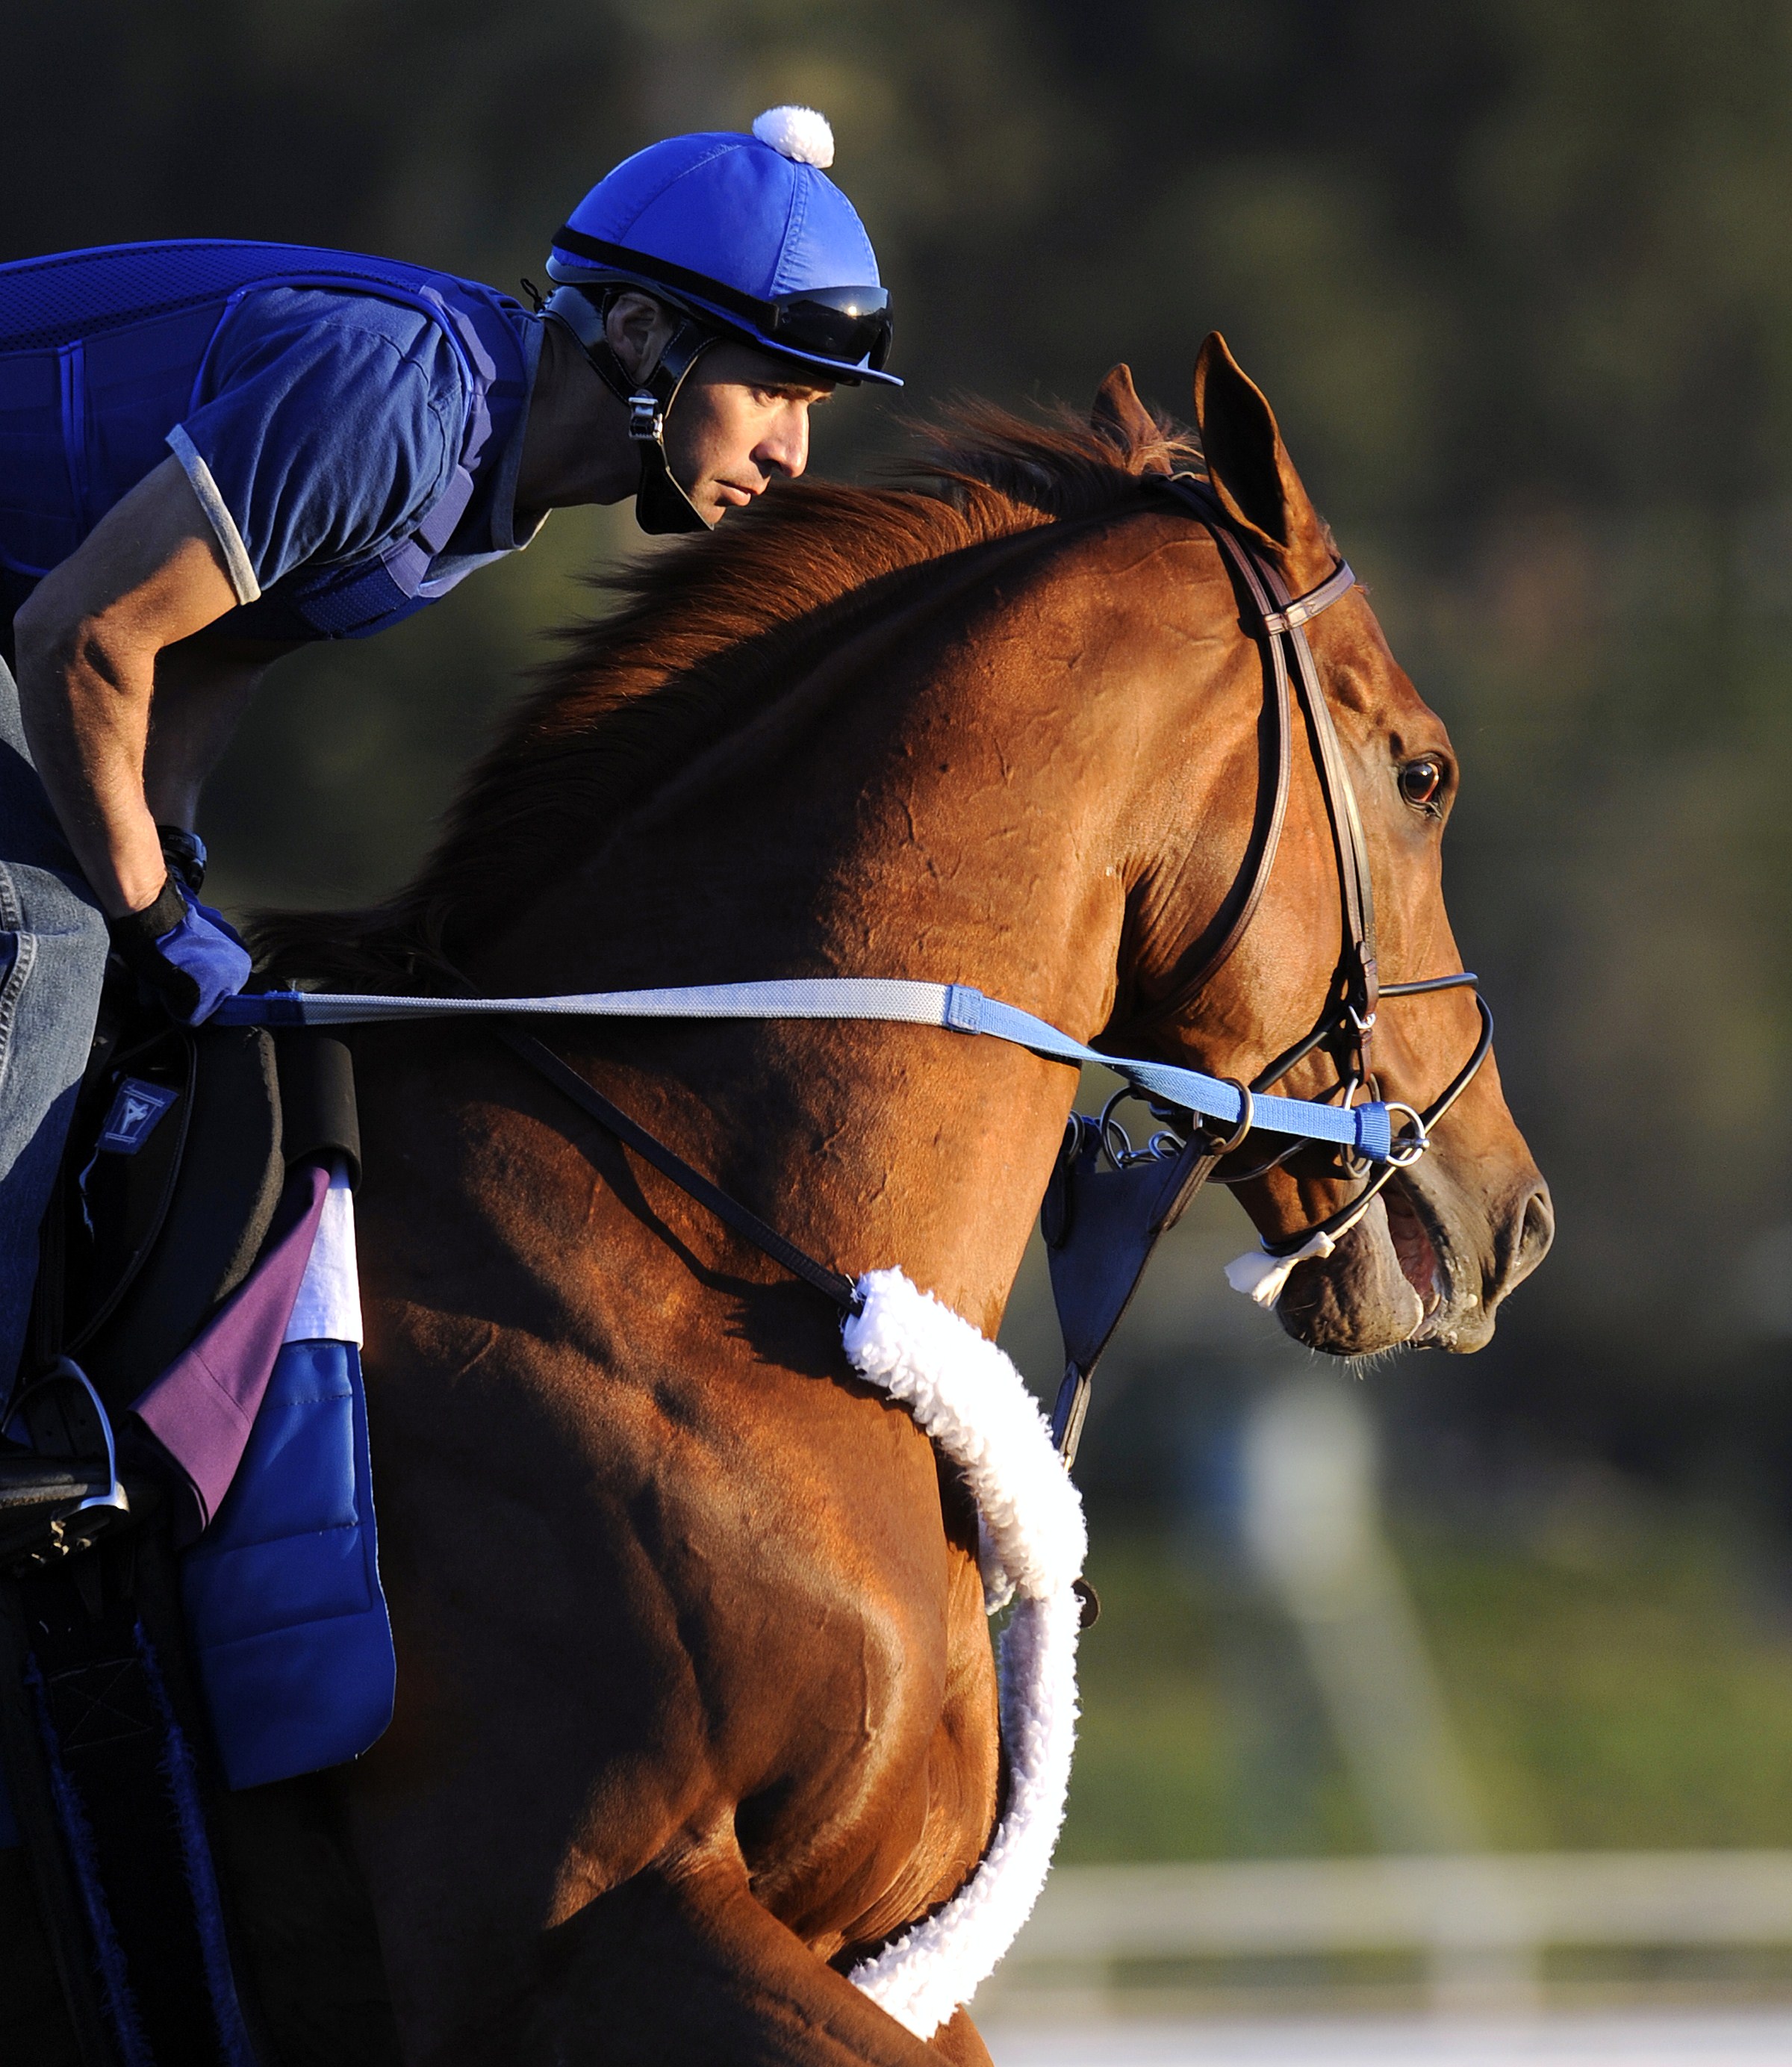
[
  {"xmin": 165, "ymin": 424, "xmax": 261, "ymax": 603},
  {"xmin": 166, "ymin": 287, "xmax": 464, "ymax": 606}
]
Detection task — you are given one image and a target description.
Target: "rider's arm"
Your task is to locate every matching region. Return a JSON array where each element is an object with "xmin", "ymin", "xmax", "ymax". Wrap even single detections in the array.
[
  {"xmin": 16, "ymin": 293, "xmax": 464, "ymax": 922},
  {"xmin": 13, "ymin": 455, "xmax": 240, "ymax": 918}
]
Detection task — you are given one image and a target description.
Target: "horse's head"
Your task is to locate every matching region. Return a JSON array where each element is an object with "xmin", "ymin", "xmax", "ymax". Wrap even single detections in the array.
[{"xmin": 1115, "ymin": 336, "xmax": 1552, "ymax": 1357}]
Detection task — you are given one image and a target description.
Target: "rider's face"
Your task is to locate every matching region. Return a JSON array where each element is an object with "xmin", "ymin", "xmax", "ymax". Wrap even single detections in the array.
[{"xmin": 662, "ymin": 342, "xmax": 835, "ymax": 525}]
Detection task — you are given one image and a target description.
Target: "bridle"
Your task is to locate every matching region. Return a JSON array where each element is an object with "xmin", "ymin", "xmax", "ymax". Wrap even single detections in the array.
[
  {"xmin": 1135, "ymin": 473, "xmax": 1493, "ymax": 1266},
  {"xmin": 1033, "ymin": 476, "xmax": 1496, "ymax": 1462}
]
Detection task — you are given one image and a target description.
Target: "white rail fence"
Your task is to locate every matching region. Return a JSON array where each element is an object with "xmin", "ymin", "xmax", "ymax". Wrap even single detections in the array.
[{"xmin": 986, "ymin": 1853, "xmax": 1792, "ymax": 2012}]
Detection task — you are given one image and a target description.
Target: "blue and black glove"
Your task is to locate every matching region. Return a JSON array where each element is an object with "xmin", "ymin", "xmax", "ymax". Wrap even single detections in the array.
[{"xmin": 108, "ymin": 871, "xmax": 252, "ymax": 1025}]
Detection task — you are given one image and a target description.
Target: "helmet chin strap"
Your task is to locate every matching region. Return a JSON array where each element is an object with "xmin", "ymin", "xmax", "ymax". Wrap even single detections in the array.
[{"xmin": 544, "ymin": 286, "xmax": 717, "ymax": 535}]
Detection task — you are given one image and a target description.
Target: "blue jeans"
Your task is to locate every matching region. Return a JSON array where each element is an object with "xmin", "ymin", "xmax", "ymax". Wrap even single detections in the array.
[{"xmin": 0, "ymin": 658, "xmax": 108, "ymax": 1391}]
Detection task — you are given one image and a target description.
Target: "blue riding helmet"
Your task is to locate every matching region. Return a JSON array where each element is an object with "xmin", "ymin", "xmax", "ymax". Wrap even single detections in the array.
[{"xmin": 544, "ymin": 106, "xmax": 897, "ymax": 534}]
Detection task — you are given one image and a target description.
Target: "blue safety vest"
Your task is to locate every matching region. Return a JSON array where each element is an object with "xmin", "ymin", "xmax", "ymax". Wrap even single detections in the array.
[
  {"xmin": 181, "ymin": 1336, "xmax": 394, "ymax": 1791},
  {"xmin": 0, "ymin": 239, "xmax": 533, "ymax": 640}
]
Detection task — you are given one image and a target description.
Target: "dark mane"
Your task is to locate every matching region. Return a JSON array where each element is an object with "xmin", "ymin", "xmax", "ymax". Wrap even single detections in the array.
[{"xmin": 252, "ymin": 396, "xmax": 1198, "ymax": 989}]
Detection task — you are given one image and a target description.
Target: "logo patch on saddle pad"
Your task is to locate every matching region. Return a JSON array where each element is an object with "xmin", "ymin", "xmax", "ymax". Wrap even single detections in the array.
[{"xmin": 99, "ymin": 1078, "xmax": 178, "ymax": 1154}]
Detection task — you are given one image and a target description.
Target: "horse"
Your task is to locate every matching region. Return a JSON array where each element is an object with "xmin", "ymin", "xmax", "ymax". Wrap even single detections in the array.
[{"xmin": 11, "ymin": 334, "xmax": 1553, "ymax": 2066}]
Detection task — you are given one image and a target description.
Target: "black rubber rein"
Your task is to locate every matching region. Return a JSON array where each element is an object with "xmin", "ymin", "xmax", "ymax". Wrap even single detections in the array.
[{"xmin": 496, "ymin": 1027, "xmax": 865, "ymax": 1315}]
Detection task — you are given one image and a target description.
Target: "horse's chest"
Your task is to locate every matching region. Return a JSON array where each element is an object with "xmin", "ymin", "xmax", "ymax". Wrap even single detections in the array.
[{"xmin": 579, "ymin": 1376, "xmax": 1001, "ymax": 1913}]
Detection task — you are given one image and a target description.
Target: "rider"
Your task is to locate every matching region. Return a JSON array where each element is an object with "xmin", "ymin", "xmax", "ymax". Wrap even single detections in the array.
[{"xmin": 0, "ymin": 105, "xmax": 897, "ymax": 1393}]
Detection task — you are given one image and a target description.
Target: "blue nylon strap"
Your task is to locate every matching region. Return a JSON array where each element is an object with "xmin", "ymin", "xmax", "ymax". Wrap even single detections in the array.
[
  {"xmin": 219, "ymin": 977, "xmax": 1393, "ymax": 1160},
  {"xmin": 957, "ymin": 991, "xmax": 1388, "ymax": 1157},
  {"xmin": 217, "ymin": 976, "xmax": 959, "ymax": 1029}
]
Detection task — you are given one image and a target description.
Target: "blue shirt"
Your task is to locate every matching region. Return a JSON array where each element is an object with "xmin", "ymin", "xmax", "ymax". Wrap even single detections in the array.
[
  {"xmin": 169, "ymin": 287, "xmax": 543, "ymax": 631},
  {"xmin": 0, "ymin": 240, "xmax": 544, "ymax": 643}
]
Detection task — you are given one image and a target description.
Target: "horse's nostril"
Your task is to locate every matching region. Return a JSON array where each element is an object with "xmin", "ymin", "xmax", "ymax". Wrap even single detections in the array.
[{"xmin": 1515, "ymin": 1184, "xmax": 1555, "ymax": 1273}]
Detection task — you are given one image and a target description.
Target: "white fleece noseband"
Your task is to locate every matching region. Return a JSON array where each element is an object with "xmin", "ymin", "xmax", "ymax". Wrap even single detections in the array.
[{"xmin": 840, "ymin": 1269, "xmax": 1086, "ymax": 2039}]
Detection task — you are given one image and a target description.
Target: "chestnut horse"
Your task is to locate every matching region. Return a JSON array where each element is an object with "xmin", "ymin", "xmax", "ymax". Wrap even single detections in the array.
[{"xmin": 38, "ymin": 338, "xmax": 1552, "ymax": 2064}]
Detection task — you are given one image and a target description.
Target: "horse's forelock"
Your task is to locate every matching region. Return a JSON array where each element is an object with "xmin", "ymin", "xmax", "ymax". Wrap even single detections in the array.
[{"xmin": 251, "ymin": 399, "xmax": 1200, "ymax": 988}]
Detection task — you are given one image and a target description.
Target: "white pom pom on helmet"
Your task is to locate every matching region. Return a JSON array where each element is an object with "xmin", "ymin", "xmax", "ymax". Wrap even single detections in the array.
[{"xmin": 751, "ymin": 105, "xmax": 836, "ymax": 167}]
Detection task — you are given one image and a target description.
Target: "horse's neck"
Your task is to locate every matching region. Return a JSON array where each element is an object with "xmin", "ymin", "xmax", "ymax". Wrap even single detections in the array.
[{"xmin": 473, "ymin": 518, "xmax": 1236, "ymax": 1330}]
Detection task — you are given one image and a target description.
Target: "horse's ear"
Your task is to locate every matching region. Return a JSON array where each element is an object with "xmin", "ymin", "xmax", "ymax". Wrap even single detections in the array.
[
  {"xmin": 1193, "ymin": 332, "xmax": 1333, "ymax": 586},
  {"xmin": 1091, "ymin": 364, "xmax": 1164, "ymax": 469}
]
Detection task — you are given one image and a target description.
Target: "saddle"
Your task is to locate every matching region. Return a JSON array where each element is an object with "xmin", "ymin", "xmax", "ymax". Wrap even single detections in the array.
[
  {"xmin": 56, "ymin": 989, "xmax": 361, "ymax": 1408},
  {"xmin": 0, "ymin": 977, "xmax": 366, "ymax": 2067},
  {"xmin": 3, "ymin": 983, "xmax": 360, "ymax": 1541}
]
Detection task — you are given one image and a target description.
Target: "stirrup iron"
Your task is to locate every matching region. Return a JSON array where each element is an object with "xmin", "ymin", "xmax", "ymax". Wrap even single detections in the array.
[{"xmin": 0, "ymin": 1357, "xmax": 131, "ymax": 1570}]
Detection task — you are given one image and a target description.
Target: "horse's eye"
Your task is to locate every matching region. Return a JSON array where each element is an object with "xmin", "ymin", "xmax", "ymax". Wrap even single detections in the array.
[{"xmin": 1399, "ymin": 757, "xmax": 1443, "ymax": 809}]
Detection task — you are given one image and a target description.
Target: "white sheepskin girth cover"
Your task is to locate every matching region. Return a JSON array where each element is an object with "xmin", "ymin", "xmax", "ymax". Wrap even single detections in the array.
[{"xmin": 840, "ymin": 1268, "xmax": 1087, "ymax": 2039}]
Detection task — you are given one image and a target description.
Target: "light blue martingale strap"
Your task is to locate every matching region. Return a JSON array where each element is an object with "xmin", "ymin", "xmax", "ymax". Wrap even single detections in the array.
[{"xmin": 217, "ymin": 978, "xmax": 1396, "ymax": 1163}]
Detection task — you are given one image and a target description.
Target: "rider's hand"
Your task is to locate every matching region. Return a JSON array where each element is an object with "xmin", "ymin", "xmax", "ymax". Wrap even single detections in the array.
[{"xmin": 108, "ymin": 876, "xmax": 252, "ymax": 1025}]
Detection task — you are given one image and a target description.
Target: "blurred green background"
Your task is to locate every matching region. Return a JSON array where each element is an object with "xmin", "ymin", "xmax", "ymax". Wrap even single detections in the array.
[{"xmin": 13, "ymin": 0, "xmax": 1792, "ymax": 1877}]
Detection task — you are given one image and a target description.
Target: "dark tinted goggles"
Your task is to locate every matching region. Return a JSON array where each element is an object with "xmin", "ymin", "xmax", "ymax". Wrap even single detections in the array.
[
  {"xmin": 550, "ymin": 225, "xmax": 895, "ymax": 371},
  {"xmin": 764, "ymin": 286, "xmax": 893, "ymax": 370}
]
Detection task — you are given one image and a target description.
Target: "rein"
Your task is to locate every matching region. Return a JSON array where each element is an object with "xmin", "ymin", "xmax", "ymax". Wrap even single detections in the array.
[
  {"xmin": 217, "ymin": 977, "xmax": 1404, "ymax": 1162},
  {"xmin": 494, "ymin": 1025, "xmax": 865, "ymax": 1314}
]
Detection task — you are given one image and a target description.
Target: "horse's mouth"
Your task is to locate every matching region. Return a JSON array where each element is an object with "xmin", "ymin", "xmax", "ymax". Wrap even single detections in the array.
[
  {"xmin": 1274, "ymin": 1159, "xmax": 1536, "ymax": 1358},
  {"xmin": 1274, "ymin": 1174, "xmax": 1454, "ymax": 1357},
  {"xmin": 1384, "ymin": 1175, "xmax": 1448, "ymax": 1328}
]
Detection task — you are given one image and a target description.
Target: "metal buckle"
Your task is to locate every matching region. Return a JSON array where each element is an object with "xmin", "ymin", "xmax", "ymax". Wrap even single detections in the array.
[{"xmin": 628, "ymin": 391, "xmax": 664, "ymax": 443}]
